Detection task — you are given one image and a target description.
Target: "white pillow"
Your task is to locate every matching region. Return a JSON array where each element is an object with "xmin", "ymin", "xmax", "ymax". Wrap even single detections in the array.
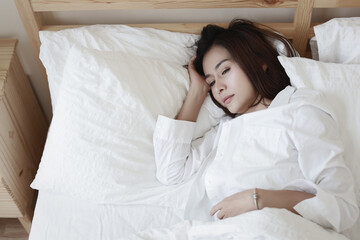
[
  {"xmin": 314, "ymin": 17, "xmax": 360, "ymax": 63},
  {"xmin": 278, "ymin": 56, "xmax": 360, "ymax": 207},
  {"xmin": 40, "ymin": 25, "xmax": 196, "ymax": 109},
  {"xmin": 39, "ymin": 25, "xmax": 224, "ymax": 138},
  {"xmin": 31, "ymin": 45, "xmax": 200, "ymax": 207}
]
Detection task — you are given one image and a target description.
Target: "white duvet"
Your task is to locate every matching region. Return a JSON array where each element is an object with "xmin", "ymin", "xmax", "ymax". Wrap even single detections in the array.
[{"xmin": 123, "ymin": 208, "xmax": 348, "ymax": 240}]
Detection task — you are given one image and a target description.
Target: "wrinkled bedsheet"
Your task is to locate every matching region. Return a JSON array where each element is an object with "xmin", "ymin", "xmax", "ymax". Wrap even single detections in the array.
[{"xmin": 123, "ymin": 208, "xmax": 348, "ymax": 240}]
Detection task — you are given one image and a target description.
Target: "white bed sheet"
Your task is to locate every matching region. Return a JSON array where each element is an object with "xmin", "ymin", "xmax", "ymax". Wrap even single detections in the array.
[
  {"xmin": 30, "ymin": 191, "xmax": 360, "ymax": 240},
  {"xmin": 29, "ymin": 190, "xmax": 185, "ymax": 240}
]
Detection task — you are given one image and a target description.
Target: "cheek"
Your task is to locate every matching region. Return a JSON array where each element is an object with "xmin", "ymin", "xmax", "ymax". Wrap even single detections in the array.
[
  {"xmin": 211, "ymin": 89, "xmax": 223, "ymax": 105},
  {"xmin": 211, "ymin": 88, "xmax": 217, "ymax": 96}
]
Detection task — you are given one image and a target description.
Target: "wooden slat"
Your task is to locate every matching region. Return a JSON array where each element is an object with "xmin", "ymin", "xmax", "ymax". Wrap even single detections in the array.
[
  {"xmin": 31, "ymin": 0, "xmax": 299, "ymax": 12},
  {"xmin": 293, "ymin": 0, "xmax": 314, "ymax": 56},
  {"xmin": 14, "ymin": 0, "xmax": 48, "ymax": 85},
  {"xmin": 13, "ymin": 1, "xmax": 42, "ymax": 58},
  {"xmin": 41, "ymin": 22, "xmax": 300, "ymax": 38},
  {"xmin": 30, "ymin": 0, "xmax": 360, "ymax": 12},
  {"xmin": 40, "ymin": 23, "xmax": 225, "ymax": 34}
]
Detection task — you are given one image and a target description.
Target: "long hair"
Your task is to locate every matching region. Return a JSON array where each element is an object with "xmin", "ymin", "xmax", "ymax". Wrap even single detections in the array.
[{"xmin": 193, "ymin": 19, "xmax": 297, "ymax": 117}]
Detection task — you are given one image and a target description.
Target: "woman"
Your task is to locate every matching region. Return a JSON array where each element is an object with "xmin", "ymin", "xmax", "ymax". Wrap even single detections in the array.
[{"xmin": 153, "ymin": 19, "xmax": 358, "ymax": 232}]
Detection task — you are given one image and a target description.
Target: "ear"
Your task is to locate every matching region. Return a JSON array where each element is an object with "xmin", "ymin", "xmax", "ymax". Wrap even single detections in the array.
[{"xmin": 262, "ymin": 64, "xmax": 268, "ymax": 71}]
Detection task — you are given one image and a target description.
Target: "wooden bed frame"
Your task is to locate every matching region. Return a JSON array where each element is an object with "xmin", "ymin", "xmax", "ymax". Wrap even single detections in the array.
[
  {"xmin": 9, "ymin": 0, "xmax": 359, "ymax": 233},
  {"xmin": 14, "ymin": 0, "xmax": 360, "ymax": 83}
]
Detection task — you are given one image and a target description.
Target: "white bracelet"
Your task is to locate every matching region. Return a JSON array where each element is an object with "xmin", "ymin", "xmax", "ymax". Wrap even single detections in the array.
[{"xmin": 253, "ymin": 188, "xmax": 259, "ymax": 210}]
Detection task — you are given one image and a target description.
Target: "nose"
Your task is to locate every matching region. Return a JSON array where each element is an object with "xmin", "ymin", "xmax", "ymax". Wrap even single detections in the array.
[{"xmin": 214, "ymin": 79, "xmax": 226, "ymax": 94}]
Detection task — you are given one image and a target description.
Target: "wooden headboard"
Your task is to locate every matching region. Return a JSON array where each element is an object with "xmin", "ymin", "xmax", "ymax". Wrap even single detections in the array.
[{"xmin": 14, "ymin": 0, "xmax": 360, "ymax": 82}]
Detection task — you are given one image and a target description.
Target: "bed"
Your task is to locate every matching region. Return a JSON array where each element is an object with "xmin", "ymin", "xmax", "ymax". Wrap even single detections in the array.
[{"xmin": 14, "ymin": 0, "xmax": 360, "ymax": 239}]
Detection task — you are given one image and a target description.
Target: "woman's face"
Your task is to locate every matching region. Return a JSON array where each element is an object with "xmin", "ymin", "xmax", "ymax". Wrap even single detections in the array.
[{"xmin": 202, "ymin": 45, "xmax": 258, "ymax": 114}]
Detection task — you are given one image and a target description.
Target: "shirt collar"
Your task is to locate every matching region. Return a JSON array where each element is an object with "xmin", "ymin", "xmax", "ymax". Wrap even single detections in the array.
[{"xmin": 268, "ymin": 85, "xmax": 295, "ymax": 109}]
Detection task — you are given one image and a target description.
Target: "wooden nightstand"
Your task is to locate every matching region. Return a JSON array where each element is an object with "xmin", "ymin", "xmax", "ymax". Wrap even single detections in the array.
[{"xmin": 0, "ymin": 39, "xmax": 48, "ymax": 233}]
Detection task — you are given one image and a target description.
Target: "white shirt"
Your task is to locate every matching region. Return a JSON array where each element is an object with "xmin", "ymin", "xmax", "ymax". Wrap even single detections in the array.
[{"xmin": 153, "ymin": 86, "xmax": 359, "ymax": 232}]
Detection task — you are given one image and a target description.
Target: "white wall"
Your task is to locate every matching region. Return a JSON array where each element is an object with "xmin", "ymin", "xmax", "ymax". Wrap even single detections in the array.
[{"xmin": 0, "ymin": 0, "xmax": 359, "ymax": 121}]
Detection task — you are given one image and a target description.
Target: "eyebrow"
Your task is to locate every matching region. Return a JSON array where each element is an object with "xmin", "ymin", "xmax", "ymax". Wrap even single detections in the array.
[{"xmin": 204, "ymin": 59, "xmax": 229, "ymax": 79}]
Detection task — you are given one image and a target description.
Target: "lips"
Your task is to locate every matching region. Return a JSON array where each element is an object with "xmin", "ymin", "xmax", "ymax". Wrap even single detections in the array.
[{"xmin": 222, "ymin": 94, "xmax": 234, "ymax": 104}]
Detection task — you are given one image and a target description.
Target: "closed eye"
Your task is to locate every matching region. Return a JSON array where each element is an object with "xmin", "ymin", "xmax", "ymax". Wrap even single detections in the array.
[
  {"xmin": 209, "ymin": 80, "xmax": 215, "ymax": 87},
  {"xmin": 222, "ymin": 68, "xmax": 230, "ymax": 75}
]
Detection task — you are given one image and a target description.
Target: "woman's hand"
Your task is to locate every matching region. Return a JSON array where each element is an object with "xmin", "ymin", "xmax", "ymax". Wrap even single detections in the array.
[
  {"xmin": 188, "ymin": 55, "xmax": 209, "ymax": 92},
  {"xmin": 210, "ymin": 189, "xmax": 255, "ymax": 220}
]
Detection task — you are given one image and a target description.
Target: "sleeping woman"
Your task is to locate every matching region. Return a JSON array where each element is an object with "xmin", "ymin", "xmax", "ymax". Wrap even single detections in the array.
[{"xmin": 153, "ymin": 19, "xmax": 358, "ymax": 232}]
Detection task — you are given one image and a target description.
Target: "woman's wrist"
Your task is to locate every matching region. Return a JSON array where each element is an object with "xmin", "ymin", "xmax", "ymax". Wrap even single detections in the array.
[
  {"xmin": 255, "ymin": 188, "xmax": 265, "ymax": 210},
  {"xmin": 175, "ymin": 84, "xmax": 208, "ymax": 122},
  {"xmin": 188, "ymin": 82, "xmax": 209, "ymax": 97},
  {"xmin": 252, "ymin": 188, "xmax": 260, "ymax": 210},
  {"xmin": 248, "ymin": 188, "xmax": 263, "ymax": 211}
]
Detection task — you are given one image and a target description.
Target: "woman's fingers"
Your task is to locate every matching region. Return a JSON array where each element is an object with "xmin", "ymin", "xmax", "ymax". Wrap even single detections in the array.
[
  {"xmin": 217, "ymin": 212, "xmax": 225, "ymax": 220},
  {"xmin": 210, "ymin": 203, "xmax": 220, "ymax": 216},
  {"xmin": 210, "ymin": 200, "xmax": 225, "ymax": 217},
  {"xmin": 188, "ymin": 56, "xmax": 196, "ymax": 70},
  {"xmin": 211, "ymin": 208, "xmax": 227, "ymax": 220}
]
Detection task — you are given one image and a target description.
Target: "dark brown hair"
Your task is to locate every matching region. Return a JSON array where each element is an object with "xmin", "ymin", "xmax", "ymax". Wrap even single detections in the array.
[{"xmin": 193, "ymin": 19, "xmax": 297, "ymax": 117}]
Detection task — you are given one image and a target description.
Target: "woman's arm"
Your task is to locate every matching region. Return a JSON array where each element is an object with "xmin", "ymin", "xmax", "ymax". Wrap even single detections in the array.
[
  {"xmin": 176, "ymin": 56, "xmax": 209, "ymax": 122},
  {"xmin": 154, "ymin": 56, "xmax": 215, "ymax": 185},
  {"xmin": 256, "ymin": 189, "xmax": 315, "ymax": 215},
  {"xmin": 210, "ymin": 189, "xmax": 314, "ymax": 219}
]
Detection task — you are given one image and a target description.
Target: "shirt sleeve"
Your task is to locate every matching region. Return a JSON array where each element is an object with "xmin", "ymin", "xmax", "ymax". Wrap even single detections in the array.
[
  {"xmin": 153, "ymin": 115, "xmax": 217, "ymax": 185},
  {"xmin": 284, "ymin": 104, "xmax": 359, "ymax": 232}
]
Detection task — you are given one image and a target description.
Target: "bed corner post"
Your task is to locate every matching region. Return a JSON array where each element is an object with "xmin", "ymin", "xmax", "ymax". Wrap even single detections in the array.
[
  {"xmin": 293, "ymin": 0, "xmax": 315, "ymax": 57},
  {"xmin": 14, "ymin": 0, "xmax": 48, "ymax": 84}
]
